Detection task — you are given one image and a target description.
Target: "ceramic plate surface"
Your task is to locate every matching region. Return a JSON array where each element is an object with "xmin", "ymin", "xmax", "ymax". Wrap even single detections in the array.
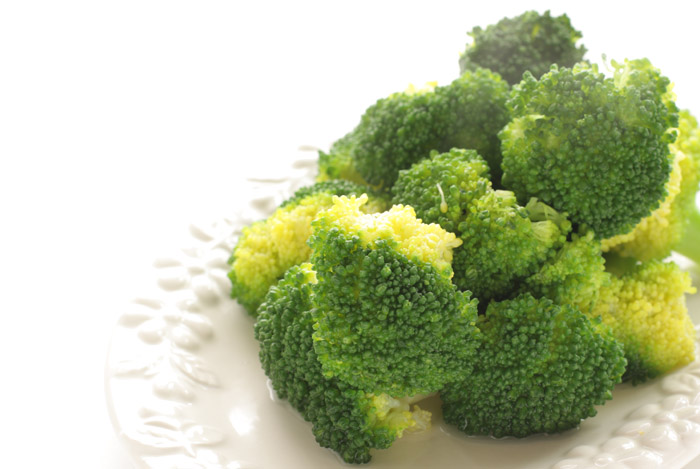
[{"xmin": 106, "ymin": 150, "xmax": 700, "ymax": 469}]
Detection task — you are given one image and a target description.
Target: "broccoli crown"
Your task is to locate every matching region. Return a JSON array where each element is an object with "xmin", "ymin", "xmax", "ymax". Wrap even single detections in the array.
[
  {"xmin": 521, "ymin": 230, "xmax": 610, "ymax": 315},
  {"xmin": 590, "ymin": 260, "xmax": 696, "ymax": 384},
  {"xmin": 453, "ymin": 192, "xmax": 570, "ymax": 301},
  {"xmin": 308, "ymin": 194, "xmax": 479, "ymax": 396},
  {"xmin": 254, "ymin": 264, "xmax": 430, "ymax": 464},
  {"xmin": 228, "ymin": 180, "xmax": 388, "ymax": 315},
  {"xmin": 459, "ymin": 10, "xmax": 587, "ymax": 86},
  {"xmin": 337, "ymin": 68, "xmax": 509, "ymax": 189},
  {"xmin": 441, "ymin": 293, "xmax": 626, "ymax": 438},
  {"xmin": 317, "ymin": 132, "xmax": 371, "ymax": 186},
  {"xmin": 602, "ymin": 109, "xmax": 700, "ymax": 260},
  {"xmin": 391, "ymin": 148, "xmax": 491, "ymax": 233},
  {"xmin": 500, "ymin": 60, "xmax": 678, "ymax": 239}
]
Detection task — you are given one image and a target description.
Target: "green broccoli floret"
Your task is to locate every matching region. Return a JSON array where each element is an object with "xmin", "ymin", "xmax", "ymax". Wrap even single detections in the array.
[
  {"xmin": 441, "ymin": 293, "xmax": 626, "ymax": 438},
  {"xmin": 324, "ymin": 68, "xmax": 509, "ymax": 189},
  {"xmin": 392, "ymin": 149, "xmax": 570, "ymax": 301},
  {"xmin": 459, "ymin": 10, "xmax": 587, "ymax": 85},
  {"xmin": 602, "ymin": 109, "xmax": 700, "ymax": 263},
  {"xmin": 317, "ymin": 131, "xmax": 371, "ymax": 186},
  {"xmin": 390, "ymin": 148, "xmax": 491, "ymax": 233},
  {"xmin": 308, "ymin": 194, "xmax": 480, "ymax": 397},
  {"xmin": 520, "ymin": 230, "xmax": 610, "ymax": 315},
  {"xmin": 500, "ymin": 59, "xmax": 679, "ymax": 239},
  {"xmin": 228, "ymin": 180, "xmax": 388, "ymax": 315},
  {"xmin": 255, "ymin": 264, "xmax": 431, "ymax": 464},
  {"xmin": 590, "ymin": 259, "xmax": 696, "ymax": 384}
]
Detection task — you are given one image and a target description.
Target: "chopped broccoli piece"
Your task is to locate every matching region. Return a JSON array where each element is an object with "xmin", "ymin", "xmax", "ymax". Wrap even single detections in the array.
[
  {"xmin": 317, "ymin": 132, "xmax": 371, "ymax": 186},
  {"xmin": 392, "ymin": 149, "xmax": 570, "ymax": 301},
  {"xmin": 391, "ymin": 148, "xmax": 491, "ymax": 233},
  {"xmin": 255, "ymin": 264, "xmax": 430, "ymax": 464},
  {"xmin": 441, "ymin": 293, "xmax": 626, "ymax": 438},
  {"xmin": 459, "ymin": 10, "xmax": 587, "ymax": 85},
  {"xmin": 520, "ymin": 230, "xmax": 610, "ymax": 315},
  {"xmin": 324, "ymin": 68, "xmax": 509, "ymax": 189},
  {"xmin": 602, "ymin": 109, "xmax": 700, "ymax": 262},
  {"xmin": 590, "ymin": 260, "xmax": 696, "ymax": 384},
  {"xmin": 228, "ymin": 180, "xmax": 388, "ymax": 315},
  {"xmin": 308, "ymin": 194, "xmax": 480, "ymax": 397},
  {"xmin": 500, "ymin": 60, "xmax": 679, "ymax": 239}
]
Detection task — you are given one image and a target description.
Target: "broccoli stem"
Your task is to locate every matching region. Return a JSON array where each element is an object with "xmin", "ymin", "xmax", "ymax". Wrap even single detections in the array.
[{"xmin": 674, "ymin": 202, "xmax": 700, "ymax": 265}]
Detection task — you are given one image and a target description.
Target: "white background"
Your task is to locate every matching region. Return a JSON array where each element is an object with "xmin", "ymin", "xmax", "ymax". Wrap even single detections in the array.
[{"xmin": 1, "ymin": 1, "xmax": 699, "ymax": 468}]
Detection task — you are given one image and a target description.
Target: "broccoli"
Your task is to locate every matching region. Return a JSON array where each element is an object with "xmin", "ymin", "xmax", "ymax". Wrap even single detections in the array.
[
  {"xmin": 323, "ymin": 68, "xmax": 509, "ymax": 189},
  {"xmin": 459, "ymin": 10, "xmax": 587, "ymax": 85},
  {"xmin": 317, "ymin": 131, "xmax": 371, "ymax": 186},
  {"xmin": 519, "ymin": 230, "xmax": 609, "ymax": 316},
  {"xmin": 308, "ymin": 194, "xmax": 480, "ymax": 397},
  {"xmin": 255, "ymin": 264, "xmax": 431, "ymax": 464},
  {"xmin": 590, "ymin": 259, "xmax": 696, "ymax": 384},
  {"xmin": 440, "ymin": 293, "xmax": 626, "ymax": 438},
  {"xmin": 392, "ymin": 148, "xmax": 570, "ymax": 302},
  {"xmin": 228, "ymin": 180, "xmax": 388, "ymax": 315},
  {"xmin": 602, "ymin": 109, "xmax": 700, "ymax": 262},
  {"xmin": 500, "ymin": 59, "xmax": 679, "ymax": 239}
]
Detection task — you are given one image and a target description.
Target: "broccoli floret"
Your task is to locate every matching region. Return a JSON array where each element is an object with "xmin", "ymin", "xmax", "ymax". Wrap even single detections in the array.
[
  {"xmin": 228, "ymin": 180, "xmax": 388, "ymax": 315},
  {"xmin": 520, "ymin": 230, "xmax": 610, "ymax": 315},
  {"xmin": 500, "ymin": 60, "xmax": 679, "ymax": 239},
  {"xmin": 590, "ymin": 260, "xmax": 696, "ymax": 384},
  {"xmin": 441, "ymin": 293, "xmax": 626, "ymax": 438},
  {"xmin": 602, "ymin": 109, "xmax": 700, "ymax": 262},
  {"xmin": 390, "ymin": 148, "xmax": 491, "ymax": 233},
  {"xmin": 392, "ymin": 149, "xmax": 570, "ymax": 301},
  {"xmin": 459, "ymin": 10, "xmax": 587, "ymax": 85},
  {"xmin": 317, "ymin": 132, "xmax": 371, "ymax": 186},
  {"xmin": 255, "ymin": 264, "xmax": 431, "ymax": 464},
  {"xmin": 308, "ymin": 194, "xmax": 480, "ymax": 397},
  {"xmin": 325, "ymin": 68, "xmax": 509, "ymax": 189}
]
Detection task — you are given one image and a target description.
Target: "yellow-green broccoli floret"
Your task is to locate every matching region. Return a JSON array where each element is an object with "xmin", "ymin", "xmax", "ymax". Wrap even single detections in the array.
[
  {"xmin": 317, "ymin": 131, "xmax": 371, "ymax": 186},
  {"xmin": 308, "ymin": 194, "xmax": 479, "ymax": 397},
  {"xmin": 520, "ymin": 230, "xmax": 610, "ymax": 315},
  {"xmin": 441, "ymin": 293, "xmax": 626, "ymax": 438},
  {"xmin": 500, "ymin": 60, "xmax": 678, "ymax": 239},
  {"xmin": 459, "ymin": 10, "xmax": 587, "ymax": 86},
  {"xmin": 228, "ymin": 180, "xmax": 388, "ymax": 315},
  {"xmin": 254, "ymin": 264, "xmax": 430, "ymax": 464},
  {"xmin": 602, "ymin": 109, "xmax": 700, "ymax": 262},
  {"xmin": 590, "ymin": 260, "xmax": 696, "ymax": 384},
  {"xmin": 325, "ymin": 68, "xmax": 509, "ymax": 190}
]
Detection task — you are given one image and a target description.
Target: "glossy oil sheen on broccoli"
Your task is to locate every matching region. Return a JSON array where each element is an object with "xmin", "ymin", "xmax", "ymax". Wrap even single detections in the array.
[
  {"xmin": 500, "ymin": 60, "xmax": 679, "ymax": 239},
  {"xmin": 459, "ymin": 10, "xmax": 587, "ymax": 85},
  {"xmin": 308, "ymin": 194, "xmax": 480, "ymax": 397},
  {"xmin": 440, "ymin": 293, "xmax": 626, "ymax": 438},
  {"xmin": 255, "ymin": 264, "xmax": 430, "ymax": 464},
  {"xmin": 228, "ymin": 180, "xmax": 388, "ymax": 315}
]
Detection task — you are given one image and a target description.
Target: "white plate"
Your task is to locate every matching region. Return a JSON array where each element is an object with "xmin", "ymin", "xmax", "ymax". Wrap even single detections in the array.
[{"xmin": 105, "ymin": 153, "xmax": 700, "ymax": 469}]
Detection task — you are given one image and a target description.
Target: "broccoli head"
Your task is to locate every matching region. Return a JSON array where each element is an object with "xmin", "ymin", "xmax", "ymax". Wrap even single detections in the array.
[
  {"xmin": 324, "ymin": 68, "xmax": 509, "ymax": 189},
  {"xmin": 500, "ymin": 60, "xmax": 679, "ymax": 239},
  {"xmin": 228, "ymin": 180, "xmax": 388, "ymax": 315},
  {"xmin": 317, "ymin": 131, "xmax": 371, "ymax": 186},
  {"xmin": 520, "ymin": 230, "xmax": 610, "ymax": 315},
  {"xmin": 255, "ymin": 264, "xmax": 430, "ymax": 464},
  {"xmin": 602, "ymin": 109, "xmax": 700, "ymax": 262},
  {"xmin": 441, "ymin": 293, "xmax": 626, "ymax": 438},
  {"xmin": 308, "ymin": 194, "xmax": 480, "ymax": 397},
  {"xmin": 392, "ymin": 149, "xmax": 570, "ymax": 301},
  {"xmin": 459, "ymin": 10, "xmax": 587, "ymax": 85},
  {"xmin": 590, "ymin": 260, "xmax": 696, "ymax": 384}
]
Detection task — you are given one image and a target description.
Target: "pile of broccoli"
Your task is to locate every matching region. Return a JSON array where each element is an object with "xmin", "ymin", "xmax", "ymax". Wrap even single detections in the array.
[{"xmin": 228, "ymin": 10, "xmax": 699, "ymax": 464}]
